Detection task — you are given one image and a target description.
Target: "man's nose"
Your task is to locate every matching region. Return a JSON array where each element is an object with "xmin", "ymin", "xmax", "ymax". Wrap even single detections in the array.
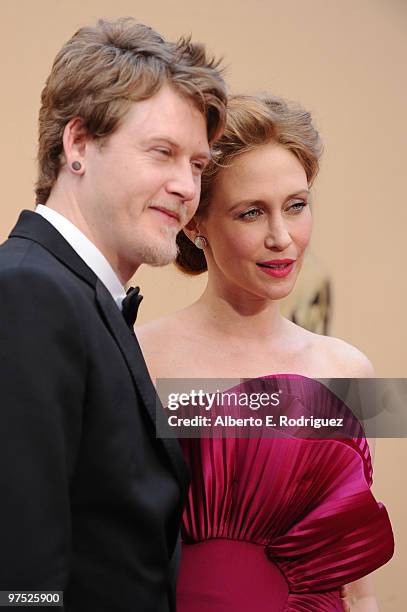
[{"xmin": 166, "ymin": 160, "xmax": 198, "ymax": 204}]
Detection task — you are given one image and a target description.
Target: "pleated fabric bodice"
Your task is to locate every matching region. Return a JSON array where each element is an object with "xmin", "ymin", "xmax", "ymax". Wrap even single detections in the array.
[{"xmin": 176, "ymin": 376, "xmax": 394, "ymax": 611}]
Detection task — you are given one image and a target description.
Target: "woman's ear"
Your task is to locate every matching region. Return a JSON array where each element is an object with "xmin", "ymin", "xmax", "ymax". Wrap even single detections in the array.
[{"xmin": 183, "ymin": 218, "xmax": 200, "ymax": 243}]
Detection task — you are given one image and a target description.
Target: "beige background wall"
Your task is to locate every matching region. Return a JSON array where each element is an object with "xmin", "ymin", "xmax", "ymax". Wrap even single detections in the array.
[{"xmin": 1, "ymin": 0, "xmax": 405, "ymax": 608}]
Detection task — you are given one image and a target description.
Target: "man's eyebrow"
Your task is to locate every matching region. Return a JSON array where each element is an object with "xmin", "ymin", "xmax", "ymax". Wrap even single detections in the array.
[
  {"xmin": 141, "ymin": 136, "xmax": 210, "ymax": 159},
  {"xmin": 196, "ymin": 150, "xmax": 211, "ymax": 161}
]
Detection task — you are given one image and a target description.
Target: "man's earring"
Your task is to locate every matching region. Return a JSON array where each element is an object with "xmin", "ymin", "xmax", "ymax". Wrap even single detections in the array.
[
  {"xmin": 194, "ymin": 235, "xmax": 208, "ymax": 249},
  {"xmin": 71, "ymin": 161, "xmax": 82, "ymax": 172}
]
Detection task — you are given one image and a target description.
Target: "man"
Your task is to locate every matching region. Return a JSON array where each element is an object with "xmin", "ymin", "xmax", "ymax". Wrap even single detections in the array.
[{"xmin": 0, "ymin": 17, "xmax": 226, "ymax": 611}]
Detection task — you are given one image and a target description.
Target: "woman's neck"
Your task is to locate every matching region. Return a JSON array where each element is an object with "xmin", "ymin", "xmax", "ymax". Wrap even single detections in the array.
[{"xmin": 189, "ymin": 280, "xmax": 285, "ymax": 342}]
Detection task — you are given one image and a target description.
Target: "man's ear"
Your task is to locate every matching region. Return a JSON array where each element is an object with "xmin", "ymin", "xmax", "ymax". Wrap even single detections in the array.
[{"xmin": 62, "ymin": 117, "xmax": 90, "ymax": 174}]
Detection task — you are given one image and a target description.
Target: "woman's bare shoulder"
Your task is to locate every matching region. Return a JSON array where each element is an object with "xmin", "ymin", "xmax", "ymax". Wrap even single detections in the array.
[
  {"xmin": 315, "ymin": 334, "xmax": 377, "ymax": 460},
  {"xmin": 282, "ymin": 319, "xmax": 374, "ymax": 377},
  {"xmin": 313, "ymin": 334, "xmax": 375, "ymax": 378},
  {"xmin": 136, "ymin": 311, "xmax": 184, "ymax": 348},
  {"xmin": 134, "ymin": 312, "xmax": 190, "ymax": 380}
]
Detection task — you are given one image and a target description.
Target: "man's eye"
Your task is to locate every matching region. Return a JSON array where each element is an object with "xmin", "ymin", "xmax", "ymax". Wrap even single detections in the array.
[
  {"xmin": 155, "ymin": 148, "xmax": 171, "ymax": 156},
  {"xmin": 191, "ymin": 161, "xmax": 205, "ymax": 173}
]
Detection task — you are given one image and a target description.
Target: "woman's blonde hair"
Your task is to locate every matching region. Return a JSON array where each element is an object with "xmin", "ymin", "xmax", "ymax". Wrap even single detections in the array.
[{"xmin": 176, "ymin": 93, "xmax": 323, "ymax": 275}]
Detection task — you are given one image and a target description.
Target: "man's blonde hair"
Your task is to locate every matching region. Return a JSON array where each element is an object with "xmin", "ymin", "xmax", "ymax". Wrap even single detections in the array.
[{"xmin": 36, "ymin": 17, "xmax": 227, "ymax": 203}]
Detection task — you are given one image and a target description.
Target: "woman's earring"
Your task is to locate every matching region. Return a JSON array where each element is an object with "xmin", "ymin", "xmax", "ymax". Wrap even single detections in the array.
[
  {"xmin": 194, "ymin": 235, "xmax": 208, "ymax": 249},
  {"xmin": 71, "ymin": 161, "xmax": 82, "ymax": 172}
]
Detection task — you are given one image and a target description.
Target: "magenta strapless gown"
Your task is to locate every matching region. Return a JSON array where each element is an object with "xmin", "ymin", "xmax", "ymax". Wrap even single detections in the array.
[{"xmin": 176, "ymin": 376, "xmax": 394, "ymax": 611}]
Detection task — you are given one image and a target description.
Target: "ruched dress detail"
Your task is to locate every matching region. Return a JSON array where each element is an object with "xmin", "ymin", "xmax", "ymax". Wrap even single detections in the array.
[{"xmin": 176, "ymin": 376, "xmax": 394, "ymax": 611}]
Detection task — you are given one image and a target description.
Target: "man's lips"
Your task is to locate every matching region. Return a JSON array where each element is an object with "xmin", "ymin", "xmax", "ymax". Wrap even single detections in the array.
[{"xmin": 149, "ymin": 206, "xmax": 181, "ymax": 223}]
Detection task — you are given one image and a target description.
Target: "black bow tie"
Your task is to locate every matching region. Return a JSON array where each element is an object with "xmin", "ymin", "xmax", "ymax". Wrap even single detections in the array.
[{"xmin": 121, "ymin": 286, "xmax": 143, "ymax": 328}]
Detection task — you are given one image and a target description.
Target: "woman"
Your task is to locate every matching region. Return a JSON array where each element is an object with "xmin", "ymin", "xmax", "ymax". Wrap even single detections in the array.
[{"xmin": 137, "ymin": 94, "xmax": 394, "ymax": 611}]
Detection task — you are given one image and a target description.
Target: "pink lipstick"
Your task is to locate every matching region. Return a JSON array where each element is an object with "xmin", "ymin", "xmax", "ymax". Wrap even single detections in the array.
[{"xmin": 256, "ymin": 259, "xmax": 295, "ymax": 278}]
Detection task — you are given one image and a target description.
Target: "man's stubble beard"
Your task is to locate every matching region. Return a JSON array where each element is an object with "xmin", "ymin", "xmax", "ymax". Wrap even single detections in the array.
[{"xmin": 131, "ymin": 223, "xmax": 179, "ymax": 267}]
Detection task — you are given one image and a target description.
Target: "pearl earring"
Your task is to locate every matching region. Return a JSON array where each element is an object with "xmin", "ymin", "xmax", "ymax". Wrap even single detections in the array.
[{"xmin": 194, "ymin": 235, "xmax": 208, "ymax": 249}]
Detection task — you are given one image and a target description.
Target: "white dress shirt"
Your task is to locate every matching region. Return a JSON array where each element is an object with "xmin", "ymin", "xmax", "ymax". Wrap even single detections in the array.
[{"xmin": 35, "ymin": 205, "xmax": 127, "ymax": 309}]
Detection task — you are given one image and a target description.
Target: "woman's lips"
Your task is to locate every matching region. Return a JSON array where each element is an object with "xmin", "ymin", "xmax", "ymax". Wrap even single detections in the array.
[{"xmin": 256, "ymin": 259, "xmax": 296, "ymax": 278}]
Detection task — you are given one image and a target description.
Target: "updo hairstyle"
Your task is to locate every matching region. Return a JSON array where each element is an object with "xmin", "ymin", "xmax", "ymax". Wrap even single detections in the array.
[{"xmin": 175, "ymin": 93, "xmax": 323, "ymax": 275}]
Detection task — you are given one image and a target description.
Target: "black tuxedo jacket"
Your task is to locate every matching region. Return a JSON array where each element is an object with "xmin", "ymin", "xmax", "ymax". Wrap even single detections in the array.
[{"xmin": 0, "ymin": 211, "xmax": 190, "ymax": 611}]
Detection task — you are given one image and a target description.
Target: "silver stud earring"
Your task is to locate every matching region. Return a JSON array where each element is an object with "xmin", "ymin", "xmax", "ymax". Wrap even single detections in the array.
[
  {"xmin": 194, "ymin": 235, "xmax": 208, "ymax": 249},
  {"xmin": 71, "ymin": 161, "xmax": 82, "ymax": 171}
]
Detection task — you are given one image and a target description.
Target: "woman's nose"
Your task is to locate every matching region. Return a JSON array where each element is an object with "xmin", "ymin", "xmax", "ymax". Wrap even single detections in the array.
[{"xmin": 264, "ymin": 219, "xmax": 292, "ymax": 251}]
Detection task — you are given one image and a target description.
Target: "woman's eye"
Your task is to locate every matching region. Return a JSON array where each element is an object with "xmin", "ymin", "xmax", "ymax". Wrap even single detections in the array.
[
  {"xmin": 287, "ymin": 201, "xmax": 307, "ymax": 213},
  {"xmin": 239, "ymin": 208, "xmax": 263, "ymax": 220}
]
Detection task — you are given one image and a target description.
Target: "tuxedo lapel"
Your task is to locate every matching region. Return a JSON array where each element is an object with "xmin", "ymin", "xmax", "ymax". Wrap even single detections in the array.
[
  {"xmin": 9, "ymin": 210, "xmax": 190, "ymax": 498},
  {"xmin": 96, "ymin": 281, "xmax": 190, "ymax": 498},
  {"xmin": 9, "ymin": 210, "xmax": 97, "ymax": 290}
]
